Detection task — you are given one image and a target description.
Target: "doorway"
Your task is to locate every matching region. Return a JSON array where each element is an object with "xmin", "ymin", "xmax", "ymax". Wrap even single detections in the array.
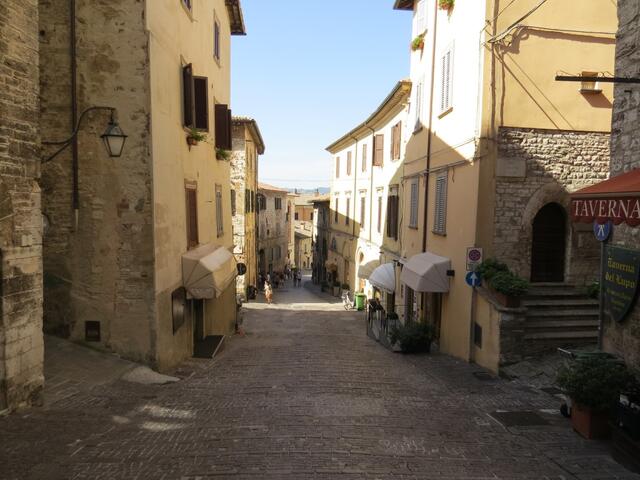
[{"xmin": 530, "ymin": 202, "xmax": 566, "ymax": 282}]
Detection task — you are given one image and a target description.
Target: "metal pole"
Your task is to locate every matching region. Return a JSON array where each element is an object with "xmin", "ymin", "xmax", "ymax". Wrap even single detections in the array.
[{"xmin": 598, "ymin": 239, "xmax": 607, "ymax": 350}]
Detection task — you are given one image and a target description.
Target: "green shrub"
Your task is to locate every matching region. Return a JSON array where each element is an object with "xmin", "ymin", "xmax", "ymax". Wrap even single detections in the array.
[
  {"xmin": 389, "ymin": 322, "xmax": 434, "ymax": 354},
  {"xmin": 490, "ymin": 271, "xmax": 529, "ymax": 297},
  {"xmin": 557, "ymin": 356, "xmax": 634, "ymax": 412},
  {"xmin": 586, "ymin": 281, "xmax": 600, "ymax": 299},
  {"xmin": 476, "ymin": 258, "xmax": 509, "ymax": 281}
]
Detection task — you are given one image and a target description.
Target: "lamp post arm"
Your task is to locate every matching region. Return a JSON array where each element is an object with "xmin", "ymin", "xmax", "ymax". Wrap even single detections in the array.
[{"xmin": 41, "ymin": 106, "xmax": 116, "ymax": 163}]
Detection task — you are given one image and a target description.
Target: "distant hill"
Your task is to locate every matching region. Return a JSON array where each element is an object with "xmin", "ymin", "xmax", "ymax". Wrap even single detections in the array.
[{"xmin": 288, "ymin": 187, "xmax": 330, "ymax": 195}]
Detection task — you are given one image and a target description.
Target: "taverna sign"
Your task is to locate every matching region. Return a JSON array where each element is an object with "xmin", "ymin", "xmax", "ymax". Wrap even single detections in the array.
[{"xmin": 572, "ymin": 197, "xmax": 640, "ymax": 226}]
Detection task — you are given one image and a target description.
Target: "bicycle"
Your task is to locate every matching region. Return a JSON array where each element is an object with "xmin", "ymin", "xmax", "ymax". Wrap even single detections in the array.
[{"xmin": 342, "ymin": 290, "xmax": 355, "ymax": 310}]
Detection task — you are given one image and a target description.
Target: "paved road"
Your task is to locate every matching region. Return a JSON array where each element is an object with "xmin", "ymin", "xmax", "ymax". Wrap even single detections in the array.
[{"xmin": 0, "ymin": 277, "xmax": 636, "ymax": 479}]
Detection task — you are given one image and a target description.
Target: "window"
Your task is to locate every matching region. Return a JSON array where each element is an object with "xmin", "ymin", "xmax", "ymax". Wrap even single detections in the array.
[
  {"xmin": 275, "ymin": 197, "xmax": 282, "ymax": 210},
  {"xmin": 386, "ymin": 191, "xmax": 399, "ymax": 240},
  {"xmin": 185, "ymin": 183, "xmax": 198, "ymax": 249},
  {"xmin": 276, "ymin": 223, "xmax": 281, "ymax": 236},
  {"xmin": 415, "ymin": 0, "xmax": 426, "ymax": 34},
  {"xmin": 377, "ymin": 195, "xmax": 383, "ymax": 233},
  {"xmin": 251, "ymin": 191, "xmax": 255, "ymax": 212},
  {"xmin": 213, "ymin": 18, "xmax": 221, "ymax": 62},
  {"xmin": 433, "ymin": 172, "xmax": 448, "ymax": 235},
  {"xmin": 440, "ymin": 45, "xmax": 454, "ymax": 114},
  {"xmin": 360, "ymin": 196, "xmax": 366, "ymax": 228},
  {"xmin": 409, "ymin": 180, "xmax": 419, "ymax": 228},
  {"xmin": 275, "ymin": 245, "xmax": 282, "ymax": 260},
  {"xmin": 215, "ymin": 104, "xmax": 232, "ymax": 150},
  {"xmin": 182, "ymin": 64, "xmax": 194, "ymax": 128},
  {"xmin": 258, "ymin": 194, "xmax": 266, "ymax": 211},
  {"xmin": 245, "ymin": 189, "xmax": 250, "ymax": 214},
  {"xmin": 414, "ymin": 81, "xmax": 423, "ymax": 130},
  {"xmin": 215, "ymin": 184, "xmax": 224, "ymax": 237},
  {"xmin": 335, "ymin": 156, "xmax": 340, "ymax": 178},
  {"xmin": 193, "ymin": 77, "xmax": 208, "ymax": 130},
  {"xmin": 310, "ymin": 212, "xmax": 314, "ymax": 221},
  {"xmin": 391, "ymin": 121, "xmax": 401, "ymax": 160},
  {"xmin": 347, "ymin": 151, "xmax": 352, "ymax": 176},
  {"xmin": 373, "ymin": 134, "xmax": 384, "ymax": 167},
  {"xmin": 361, "ymin": 143, "xmax": 367, "ymax": 172},
  {"xmin": 334, "ymin": 198, "xmax": 339, "ymax": 223},
  {"xmin": 345, "ymin": 197, "xmax": 350, "ymax": 225},
  {"xmin": 231, "ymin": 188, "xmax": 236, "ymax": 216},
  {"xmin": 294, "ymin": 212, "xmax": 299, "ymax": 220}
]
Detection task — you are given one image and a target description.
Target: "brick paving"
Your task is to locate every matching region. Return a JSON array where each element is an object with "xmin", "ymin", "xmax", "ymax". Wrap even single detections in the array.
[{"xmin": 0, "ymin": 276, "xmax": 637, "ymax": 479}]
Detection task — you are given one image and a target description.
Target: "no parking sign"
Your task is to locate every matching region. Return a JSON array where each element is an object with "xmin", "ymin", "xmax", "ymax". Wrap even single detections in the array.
[{"xmin": 466, "ymin": 247, "xmax": 483, "ymax": 272}]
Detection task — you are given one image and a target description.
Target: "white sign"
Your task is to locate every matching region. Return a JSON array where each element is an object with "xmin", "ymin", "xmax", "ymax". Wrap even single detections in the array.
[{"xmin": 466, "ymin": 247, "xmax": 483, "ymax": 272}]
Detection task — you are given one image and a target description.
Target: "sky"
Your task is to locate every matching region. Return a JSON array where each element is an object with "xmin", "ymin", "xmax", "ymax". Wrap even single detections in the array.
[{"xmin": 231, "ymin": 0, "xmax": 412, "ymax": 190}]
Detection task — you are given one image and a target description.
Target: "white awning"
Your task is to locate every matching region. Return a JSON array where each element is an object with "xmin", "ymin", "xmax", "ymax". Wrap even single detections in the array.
[
  {"xmin": 400, "ymin": 252, "xmax": 451, "ymax": 293},
  {"xmin": 369, "ymin": 262, "xmax": 396, "ymax": 293},
  {"xmin": 182, "ymin": 244, "xmax": 237, "ymax": 299},
  {"xmin": 357, "ymin": 259, "xmax": 380, "ymax": 279}
]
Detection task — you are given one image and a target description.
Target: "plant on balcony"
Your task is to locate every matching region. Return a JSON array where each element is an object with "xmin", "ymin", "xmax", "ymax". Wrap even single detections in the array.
[
  {"xmin": 186, "ymin": 128, "xmax": 207, "ymax": 147},
  {"xmin": 389, "ymin": 321, "xmax": 434, "ymax": 354},
  {"xmin": 476, "ymin": 258, "xmax": 528, "ymax": 307},
  {"xmin": 411, "ymin": 33, "xmax": 425, "ymax": 51},
  {"xmin": 216, "ymin": 148, "xmax": 231, "ymax": 161},
  {"xmin": 438, "ymin": 0, "xmax": 454, "ymax": 10},
  {"xmin": 557, "ymin": 356, "xmax": 633, "ymax": 439}
]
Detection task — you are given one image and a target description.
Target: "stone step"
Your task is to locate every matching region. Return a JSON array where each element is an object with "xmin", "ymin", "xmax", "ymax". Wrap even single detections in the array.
[
  {"xmin": 524, "ymin": 330, "xmax": 599, "ymax": 340},
  {"xmin": 526, "ymin": 319, "xmax": 599, "ymax": 330},
  {"xmin": 523, "ymin": 298, "xmax": 599, "ymax": 308},
  {"xmin": 526, "ymin": 309, "xmax": 599, "ymax": 319}
]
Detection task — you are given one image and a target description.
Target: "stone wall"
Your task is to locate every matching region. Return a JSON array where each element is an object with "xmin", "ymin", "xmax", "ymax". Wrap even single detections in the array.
[
  {"xmin": 0, "ymin": 0, "xmax": 44, "ymax": 410},
  {"xmin": 39, "ymin": 0, "xmax": 155, "ymax": 364},
  {"xmin": 604, "ymin": 0, "xmax": 640, "ymax": 369},
  {"xmin": 231, "ymin": 124, "xmax": 247, "ymax": 297},
  {"xmin": 494, "ymin": 127, "xmax": 610, "ymax": 284}
]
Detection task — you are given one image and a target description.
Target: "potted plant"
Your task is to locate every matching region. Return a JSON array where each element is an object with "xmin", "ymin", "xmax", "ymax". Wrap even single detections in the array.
[
  {"xmin": 477, "ymin": 259, "xmax": 528, "ymax": 307},
  {"xmin": 557, "ymin": 356, "xmax": 634, "ymax": 439},
  {"xmin": 186, "ymin": 128, "xmax": 207, "ymax": 148},
  {"xmin": 216, "ymin": 148, "xmax": 231, "ymax": 161},
  {"xmin": 438, "ymin": 0, "xmax": 454, "ymax": 10},
  {"xmin": 411, "ymin": 33, "xmax": 425, "ymax": 52},
  {"xmin": 389, "ymin": 321, "xmax": 434, "ymax": 354}
]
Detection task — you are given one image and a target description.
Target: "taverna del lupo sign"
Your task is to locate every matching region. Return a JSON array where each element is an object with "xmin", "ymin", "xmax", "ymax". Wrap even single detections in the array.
[{"xmin": 604, "ymin": 245, "xmax": 640, "ymax": 323}]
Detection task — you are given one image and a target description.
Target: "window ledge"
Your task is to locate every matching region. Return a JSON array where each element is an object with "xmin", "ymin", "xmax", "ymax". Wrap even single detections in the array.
[
  {"xmin": 409, "ymin": 225, "xmax": 418, "ymax": 230},
  {"xmin": 432, "ymin": 230, "xmax": 447, "ymax": 236},
  {"xmin": 438, "ymin": 107, "xmax": 453, "ymax": 119}
]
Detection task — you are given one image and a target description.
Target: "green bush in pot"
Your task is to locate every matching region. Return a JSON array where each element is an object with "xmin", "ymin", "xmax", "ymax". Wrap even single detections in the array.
[{"xmin": 389, "ymin": 321, "xmax": 434, "ymax": 354}]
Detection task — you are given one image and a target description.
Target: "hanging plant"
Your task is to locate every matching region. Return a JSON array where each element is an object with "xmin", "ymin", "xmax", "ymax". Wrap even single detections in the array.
[
  {"xmin": 186, "ymin": 128, "xmax": 208, "ymax": 148},
  {"xmin": 411, "ymin": 33, "xmax": 425, "ymax": 51},
  {"xmin": 216, "ymin": 148, "xmax": 231, "ymax": 161},
  {"xmin": 438, "ymin": 0, "xmax": 454, "ymax": 10}
]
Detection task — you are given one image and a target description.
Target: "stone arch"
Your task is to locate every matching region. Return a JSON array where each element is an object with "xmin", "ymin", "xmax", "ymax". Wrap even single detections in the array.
[{"xmin": 519, "ymin": 184, "xmax": 571, "ymax": 281}]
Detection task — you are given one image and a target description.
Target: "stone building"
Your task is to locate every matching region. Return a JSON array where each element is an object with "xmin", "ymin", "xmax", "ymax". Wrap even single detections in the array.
[
  {"xmin": 311, "ymin": 196, "xmax": 331, "ymax": 284},
  {"xmin": 294, "ymin": 223, "xmax": 313, "ymax": 270},
  {"xmin": 231, "ymin": 117, "xmax": 264, "ymax": 300},
  {"xmin": 570, "ymin": 0, "xmax": 640, "ymax": 371},
  {"xmin": 39, "ymin": 0, "xmax": 246, "ymax": 371},
  {"xmin": 387, "ymin": 0, "xmax": 616, "ymax": 372},
  {"xmin": 257, "ymin": 184, "xmax": 290, "ymax": 275},
  {"xmin": 0, "ymin": 0, "xmax": 44, "ymax": 411}
]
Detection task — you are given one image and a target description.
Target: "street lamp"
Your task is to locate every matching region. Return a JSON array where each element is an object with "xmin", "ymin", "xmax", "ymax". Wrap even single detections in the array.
[{"xmin": 42, "ymin": 106, "xmax": 127, "ymax": 163}]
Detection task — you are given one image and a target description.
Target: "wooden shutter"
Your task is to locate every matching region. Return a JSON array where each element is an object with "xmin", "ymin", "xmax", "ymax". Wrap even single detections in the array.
[
  {"xmin": 434, "ymin": 173, "xmax": 448, "ymax": 235},
  {"xmin": 185, "ymin": 185, "xmax": 198, "ymax": 248},
  {"xmin": 215, "ymin": 104, "xmax": 232, "ymax": 150},
  {"xmin": 193, "ymin": 77, "xmax": 209, "ymax": 130},
  {"xmin": 410, "ymin": 181, "xmax": 418, "ymax": 228},
  {"xmin": 231, "ymin": 188, "xmax": 236, "ymax": 216},
  {"xmin": 441, "ymin": 47, "xmax": 453, "ymax": 112},
  {"xmin": 360, "ymin": 196, "xmax": 365, "ymax": 227},
  {"xmin": 335, "ymin": 157, "xmax": 340, "ymax": 178},
  {"xmin": 362, "ymin": 144, "xmax": 367, "ymax": 171},
  {"xmin": 377, "ymin": 196, "xmax": 382, "ymax": 233},
  {"xmin": 373, "ymin": 134, "xmax": 384, "ymax": 166},
  {"xmin": 182, "ymin": 64, "xmax": 194, "ymax": 128},
  {"xmin": 386, "ymin": 195, "xmax": 398, "ymax": 239},
  {"xmin": 345, "ymin": 198, "xmax": 350, "ymax": 225},
  {"xmin": 347, "ymin": 151, "xmax": 352, "ymax": 175},
  {"xmin": 393, "ymin": 122, "xmax": 402, "ymax": 160}
]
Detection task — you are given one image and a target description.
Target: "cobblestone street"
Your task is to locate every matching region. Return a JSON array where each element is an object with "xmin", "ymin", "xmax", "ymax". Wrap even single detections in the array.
[{"xmin": 0, "ymin": 277, "xmax": 636, "ymax": 479}]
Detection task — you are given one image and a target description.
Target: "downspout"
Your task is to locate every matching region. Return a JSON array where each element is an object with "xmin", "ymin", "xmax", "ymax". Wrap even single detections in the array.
[
  {"xmin": 70, "ymin": 0, "xmax": 79, "ymax": 230},
  {"xmin": 367, "ymin": 127, "xmax": 375, "ymax": 244},
  {"xmin": 421, "ymin": 0, "xmax": 439, "ymax": 253},
  {"xmin": 350, "ymin": 136, "xmax": 358, "ymax": 289}
]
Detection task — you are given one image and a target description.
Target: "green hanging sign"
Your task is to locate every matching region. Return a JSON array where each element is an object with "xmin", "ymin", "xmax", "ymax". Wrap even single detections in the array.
[{"xmin": 604, "ymin": 245, "xmax": 640, "ymax": 323}]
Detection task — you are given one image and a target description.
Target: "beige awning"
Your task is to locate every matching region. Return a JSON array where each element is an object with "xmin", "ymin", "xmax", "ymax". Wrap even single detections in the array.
[
  {"xmin": 182, "ymin": 244, "xmax": 237, "ymax": 299},
  {"xmin": 369, "ymin": 262, "xmax": 396, "ymax": 293},
  {"xmin": 400, "ymin": 252, "xmax": 450, "ymax": 293},
  {"xmin": 357, "ymin": 259, "xmax": 380, "ymax": 279}
]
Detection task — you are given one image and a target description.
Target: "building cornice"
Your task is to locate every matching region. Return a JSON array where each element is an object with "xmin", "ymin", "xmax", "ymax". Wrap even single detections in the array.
[
  {"xmin": 393, "ymin": 0, "xmax": 414, "ymax": 10},
  {"xmin": 225, "ymin": 0, "xmax": 246, "ymax": 35},
  {"xmin": 325, "ymin": 80, "xmax": 412, "ymax": 153}
]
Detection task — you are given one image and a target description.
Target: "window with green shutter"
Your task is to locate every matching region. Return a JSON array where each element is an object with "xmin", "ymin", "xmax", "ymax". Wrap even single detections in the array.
[
  {"xmin": 409, "ymin": 180, "xmax": 419, "ymax": 229},
  {"xmin": 433, "ymin": 172, "xmax": 448, "ymax": 235}
]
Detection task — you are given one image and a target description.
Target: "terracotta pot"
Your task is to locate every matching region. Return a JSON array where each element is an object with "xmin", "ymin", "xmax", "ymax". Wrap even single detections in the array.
[
  {"xmin": 187, "ymin": 137, "xmax": 198, "ymax": 146},
  {"xmin": 571, "ymin": 402, "xmax": 611, "ymax": 439}
]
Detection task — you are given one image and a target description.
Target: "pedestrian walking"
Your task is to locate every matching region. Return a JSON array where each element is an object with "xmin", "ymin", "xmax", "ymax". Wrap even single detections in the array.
[
  {"xmin": 296, "ymin": 270, "xmax": 302, "ymax": 287},
  {"xmin": 264, "ymin": 281, "xmax": 273, "ymax": 304}
]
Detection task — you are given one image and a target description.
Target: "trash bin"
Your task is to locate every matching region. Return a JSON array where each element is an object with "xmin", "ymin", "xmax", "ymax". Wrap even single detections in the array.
[{"xmin": 355, "ymin": 293, "xmax": 366, "ymax": 311}]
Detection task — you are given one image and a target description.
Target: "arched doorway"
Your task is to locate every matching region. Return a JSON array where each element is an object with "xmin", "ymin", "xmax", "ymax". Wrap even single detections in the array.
[{"xmin": 530, "ymin": 202, "xmax": 566, "ymax": 282}]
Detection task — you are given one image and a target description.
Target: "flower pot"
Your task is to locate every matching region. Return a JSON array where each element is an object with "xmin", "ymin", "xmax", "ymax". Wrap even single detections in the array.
[
  {"xmin": 571, "ymin": 402, "xmax": 611, "ymax": 439},
  {"xmin": 187, "ymin": 137, "xmax": 199, "ymax": 146},
  {"xmin": 490, "ymin": 287, "xmax": 521, "ymax": 307}
]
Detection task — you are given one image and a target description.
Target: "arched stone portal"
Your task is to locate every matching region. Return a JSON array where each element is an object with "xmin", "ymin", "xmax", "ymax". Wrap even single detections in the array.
[{"xmin": 530, "ymin": 202, "xmax": 567, "ymax": 282}]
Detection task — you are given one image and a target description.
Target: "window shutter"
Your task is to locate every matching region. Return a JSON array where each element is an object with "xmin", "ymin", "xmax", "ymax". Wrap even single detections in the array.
[
  {"xmin": 360, "ymin": 196, "xmax": 365, "ymax": 227},
  {"xmin": 410, "ymin": 181, "xmax": 419, "ymax": 228},
  {"xmin": 361, "ymin": 144, "xmax": 367, "ymax": 171},
  {"xmin": 347, "ymin": 151, "xmax": 352, "ymax": 175},
  {"xmin": 336, "ymin": 157, "xmax": 340, "ymax": 178},
  {"xmin": 193, "ymin": 77, "xmax": 209, "ymax": 130},
  {"xmin": 185, "ymin": 186, "xmax": 198, "ymax": 248},
  {"xmin": 441, "ymin": 47, "xmax": 453, "ymax": 112},
  {"xmin": 231, "ymin": 189, "xmax": 236, "ymax": 216},
  {"xmin": 377, "ymin": 196, "xmax": 382, "ymax": 233},
  {"xmin": 345, "ymin": 198, "xmax": 350, "ymax": 225},
  {"xmin": 434, "ymin": 173, "xmax": 448, "ymax": 235},
  {"xmin": 182, "ymin": 64, "xmax": 194, "ymax": 128},
  {"xmin": 215, "ymin": 104, "xmax": 232, "ymax": 150},
  {"xmin": 373, "ymin": 134, "xmax": 384, "ymax": 167}
]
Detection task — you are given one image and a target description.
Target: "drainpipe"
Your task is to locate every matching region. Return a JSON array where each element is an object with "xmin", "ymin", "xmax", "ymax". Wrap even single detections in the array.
[
  {"xmin": 367, "ymin": 126, "xmax": 375, "ymax": 245},
  {"xmin": 70, "ymin": 0, "xmax": 79, "ymax": 230},
  {"xmin": 350, "ymin": 135, "xmax": 359, "ymax": 291},
  {"xmin": 421, "ymin": 0, "xmax": 439, "ymax": 253}
]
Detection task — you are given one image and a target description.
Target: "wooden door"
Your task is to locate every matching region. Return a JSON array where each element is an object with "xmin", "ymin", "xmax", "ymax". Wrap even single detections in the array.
[{"xmin": 530, "ymin": 203, "xmax": 566, "ymax": 282}]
